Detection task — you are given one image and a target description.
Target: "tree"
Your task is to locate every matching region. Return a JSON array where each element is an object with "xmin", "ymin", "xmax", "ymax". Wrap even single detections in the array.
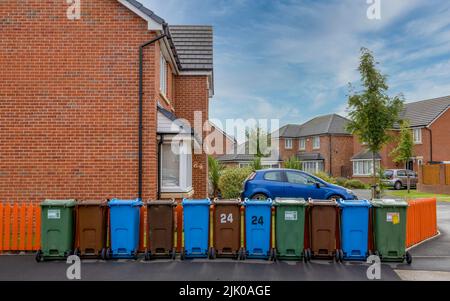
[
  {"xmin": 284, "ymin": 156, "xmax": 302, "ymax": 170},
  {"xmin": 250, "ymin": 157, "xmax": 262, "ymax": 171},
  {"xmin": 391, "ymin": 120, "xmax": 414, "ymax": 193},
  {"xmin": 246, "ymin": 126, "xmax": 270, "ymax": 158},
  {"xmin": 347, "ymin": 48, "xmax": 404, "ymax": 196},
  {"xmin": 208, "ymin": 156, "xmax": 224, "ymax": 198}
]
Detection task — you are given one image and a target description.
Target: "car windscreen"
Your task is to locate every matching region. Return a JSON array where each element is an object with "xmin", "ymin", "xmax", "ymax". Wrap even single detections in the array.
[{"xmin": 384, "ymin": 170, "xmax": 394, "ymax": 178}]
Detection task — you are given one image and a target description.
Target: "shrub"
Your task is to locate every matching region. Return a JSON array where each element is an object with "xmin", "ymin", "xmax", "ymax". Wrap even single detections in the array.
[
  {"xmin": 218, "ymin": 167, "xmax": 253, "ymax": 199},
  {"xmin": 250, "ymin": 157, "xmax": 262, "ymax": 171},
  {"xmin": 313, "ymin": 171, "xmax": 337, "ymax": 184},
  {"xmin": 335, "ymin": 177, "xmax": 348, "ymax": 187},
  {"xmin": 343, "ymin": 179, "xmax": 368, "ymax": 189},
  {"xmin": 208, "ymin": 156, "xmax": 224, "ymax": 198},
  {"xmin": 284, "ymin": 156, "xmax": 302, "ymax": 170}
]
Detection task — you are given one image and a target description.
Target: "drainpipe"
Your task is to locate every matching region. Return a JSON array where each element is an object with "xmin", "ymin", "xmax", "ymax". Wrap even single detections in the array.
[
  {"xmin": 425, "ymin": 127, "xmax": 433, "ymax": 163},
  {"xmin": 328, "ymin": 134, "xmax": 332, "ymax": 176},
  {"xmin": 138, "ymin": 33, "xmax": 167, "ymax": 200},
  {"xmin": 157, "ymin": 134, "xmax": 164, "ymax": 200}
]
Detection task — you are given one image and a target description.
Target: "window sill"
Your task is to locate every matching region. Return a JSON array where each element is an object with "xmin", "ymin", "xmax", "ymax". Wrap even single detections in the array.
[
  {"xmin": 159, "ymin": 91, "xmax": 173, "ymax": 108},
  {"xmin": 414, "ymin": 142, "xmax": 423, "ymax": 145},
  {"xmin": 160, "ymin": 187, "xmax": 194, "ymax": 199}
]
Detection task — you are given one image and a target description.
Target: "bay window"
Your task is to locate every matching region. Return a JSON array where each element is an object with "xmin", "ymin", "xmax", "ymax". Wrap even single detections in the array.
[
  {"xmin": 301, "ymin": 161, "xmax": 324, "ymax": 174},
  {"xmin": 160, "ymin": 140, "xmax": 192, "ymax": 192},
  {"xmin": 352, "ymin": 159, "xmax": 381, "ymax": 176}
]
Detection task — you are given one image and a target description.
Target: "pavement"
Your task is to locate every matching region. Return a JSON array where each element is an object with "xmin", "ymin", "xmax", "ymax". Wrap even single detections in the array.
[{"xmin": 0, "ymin": 192, "xmax": 448, "ymax": 281}]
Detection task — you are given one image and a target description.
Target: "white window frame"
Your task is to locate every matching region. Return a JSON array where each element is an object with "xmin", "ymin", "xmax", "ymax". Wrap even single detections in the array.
[
  {"xmin": 301, "ymin": 161, "xmax": 324, "ymax": 174},
  {"xmin": 413, "ymin": 128, "xmax": 422, "ymax": 144},
  {"xmin": 285, "ymin": 138, "xmax": 293, "ymax": 149},
  {"xmin": 160, "ymin": 51, "xmax": 167, "ymax": 95},
  {"xmin": 299, "ymin": 138, "xmax": 306, "ymax": 151},
  {"xmin": 352, "ymin": 159, "xmax": 381, "ymax": 176},
  {"xmin": 160, "ymin": 140, "xmax": 192, "ymax": 193},
  {"xmin": 239, "ymin": 163, "xmax": 251, "ymax": 168},
  {"xmin": 312, "ymin": 136, "xmax": 320, "ymax": 149}
]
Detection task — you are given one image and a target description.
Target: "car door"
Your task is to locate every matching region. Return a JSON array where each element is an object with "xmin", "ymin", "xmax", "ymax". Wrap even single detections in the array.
[
  {"xmin": 262, "ymin": 170, "xmax": 288, "ymax": 198},
  {"xmin": 284, "ymin": 171, "xmax": 324, "ymax": 199},
  {"xmin": 407, "ymin": 170, "xmax": 418, "ymax": 186},
  {"xmin": 397, "ymin": 170, "xmax": 407, "ymax": 186}
]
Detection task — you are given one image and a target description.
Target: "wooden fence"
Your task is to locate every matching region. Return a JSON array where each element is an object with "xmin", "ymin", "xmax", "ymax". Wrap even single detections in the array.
[{"xmin": 419, "ymin": 164, "xmax": 450, "ymax": 194}]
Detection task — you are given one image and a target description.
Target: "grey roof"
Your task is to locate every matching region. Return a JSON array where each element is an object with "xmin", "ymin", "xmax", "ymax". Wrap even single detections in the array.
[
  {"xmin": 217, "ymin": 142, "xmax": 282, "ymax": 163},
  {"xmin": 351, "ymin": 149, "xmax": 382, "ymax": 160},
  {"xmin": 123, "ymin": 0, "xmax": 165, "ymax": 24},
  {"xmin": 279, "ymin": 114, "xmax": 351, "ymax": 138},
  {"xmin": 168, "ymin": 25, "xmax": 213, "ymax": 71},
  {"xmin": 398, "ymin": 96, "xmax": 450, "ymax": 128},
  {"xmin": 157, "ymin": 105, "xmax": 202, "ymax": 144},
  {"xmin": 297, "ymin": 153, "xmax": 325, "ymax": 161}
]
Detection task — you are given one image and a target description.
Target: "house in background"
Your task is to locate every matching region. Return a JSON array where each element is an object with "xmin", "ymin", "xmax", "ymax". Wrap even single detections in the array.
[
  {"xmin": 0, "ymin": 0, "xmax": 213, "ymax": 200},
  {"xmin": 352, "ymin": 96, "xmax": 450, "ymax": 182},
  {"xmin": 205, "ymin": 121, "xmax": 237, "ymax": 158},
  {"xmin": 277, "ymin": 114, "xmax": 354, "ymax": 177},
  {"xmin": 216, "ymin": 142, "xmax": 282, "ymax": 169}
]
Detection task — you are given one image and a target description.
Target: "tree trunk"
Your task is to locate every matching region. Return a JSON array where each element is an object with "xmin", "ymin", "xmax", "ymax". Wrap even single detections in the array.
[
  {"xmin": 407, "ymin": 173, "xmax": 410, "ymax": 194},
  {"xmin": 372, "ymin": 152, "xmax": 377, "ymax": 199}
]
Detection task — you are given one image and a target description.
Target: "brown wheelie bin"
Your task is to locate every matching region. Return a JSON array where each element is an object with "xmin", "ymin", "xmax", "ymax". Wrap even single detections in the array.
[
  {"xmin": 74, "ymin": 200, "xmax": 108, "ymax": 259},
  {"xmin": 145, "ymin": 200, "xmax": 177, "ymax": 260},
  {"xmin": 307, "ymin": 199, "xmax": 342, "ymax": 262},
  {"xmin": 210, "ymin": 199, "xmax": 242, "ymax": 259}
]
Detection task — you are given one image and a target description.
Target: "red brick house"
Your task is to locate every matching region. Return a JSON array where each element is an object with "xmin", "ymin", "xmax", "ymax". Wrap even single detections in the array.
[
  {"xmin": 352, "ymin": 96, "xmax": 450, "ymax": 182},
  {"xmin": 0, "ymin": 0, "xmax": 214, "ymax": 201},
  {"xmin": 217, "ymin": 114, "xmax": 354, "ymax": 177},
  {"xmin": 204, "ymin": 121, "xmax": 236, "ymax": 158},
  {"xmin": 277, "ymin": 114, "xmax": 354, "ymax": 177}
]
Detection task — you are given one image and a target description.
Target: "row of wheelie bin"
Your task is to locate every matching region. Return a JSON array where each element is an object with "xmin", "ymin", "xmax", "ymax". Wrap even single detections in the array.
[{"xmin": 35, "ymin": 198, "xmax": 411, "ymax": 264}]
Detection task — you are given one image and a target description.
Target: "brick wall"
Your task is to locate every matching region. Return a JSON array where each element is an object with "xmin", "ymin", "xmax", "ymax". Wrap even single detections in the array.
[
  {"xmin": 174, "ymin": 76, "xmax": 210, "ymax": 198},
  {"xmin": 0, "ymin": 0, "xmax": 202, "ymax": 201},
  {"xmin": 429, "ymin": 108, "xmax": 450, "ymax": 162}
]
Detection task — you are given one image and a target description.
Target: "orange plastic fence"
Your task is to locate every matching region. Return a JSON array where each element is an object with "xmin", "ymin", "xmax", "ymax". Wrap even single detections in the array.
[
  {"xmin": 0, "ymin": 202, "xmax": 41, "ymax": 252},
  {"xmin": 406, "ymin": 198, "xmax": 438, "ymax": 248}
]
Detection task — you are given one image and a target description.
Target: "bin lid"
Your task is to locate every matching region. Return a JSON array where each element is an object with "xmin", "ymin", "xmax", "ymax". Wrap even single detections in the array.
[
  {"xmin": 337, "ymin": 199, "xmax": 371, "ymax": 208},
  {"xmin": 146, "ymin": 200, "xmax": 176, "ymax": 206},
  {"xmin": 243, "ymin": 199, "xmax": 273, "ymax": 207},
  {"xmin": 41, "ymin": 199, "xmax": 76, "ymax": 207},
  {"xmin": 274, "ymin": 198, "xmax": 308, "ymax": 206},
  {"xmin": 182, "ymin": 199, "xmax": 211, "ymax": 206},
  {"xmin": 213, "ymin": 199, "xmax": 241, "ymax": 206},
  {"xmin": 76, "ymin": 200, "xmax": 107, "ymax": 207},
  {"xmin": 108, "ymin": 198, "xmax": 143, "ymax": 207},
  {"xmin": 371, "ymin": 199, "xmax": 408, "ymax": 208},
  {"xmin": 308, "ymin": 199, "xmax": 337, "ymax": 206}
]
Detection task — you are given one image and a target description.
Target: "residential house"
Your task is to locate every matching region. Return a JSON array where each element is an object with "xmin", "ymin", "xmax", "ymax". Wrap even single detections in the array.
[
  {"xmin": 351, "ymin": 96, "xmax": 450, "ymax": 182},
  {"xmin": 278, "ymin": 114, "xmax": 354, "ymax": 177},
  {"xmin": 0, "ymin": 0, "xmax": 214, "ymax": 201},
  {"xmin": 216, "ymin": 142, "xmax": 282, "ymax": 169},
  {"xmin": 205, "ymin": 121, "xmax": 237, "ymax": 158}
]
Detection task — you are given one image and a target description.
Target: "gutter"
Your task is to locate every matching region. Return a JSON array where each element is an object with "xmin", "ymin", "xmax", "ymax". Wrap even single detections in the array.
[
  {"xmin": 138, "ymin": 32, "xmax": 167, "ymax": 200},
  {"xmin": 425, "ymin": 127, "xmax": 433, "ymax": 163}
]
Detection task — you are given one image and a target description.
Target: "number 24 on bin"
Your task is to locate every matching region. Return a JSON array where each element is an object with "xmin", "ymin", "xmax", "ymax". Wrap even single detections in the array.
[
  {"xmin": 220, "ymin": 213, "xmax": 233, "ymax": 224},
  {"xmin": 251, "ymin": 216, "xmax": 264, "ymax": 225}
]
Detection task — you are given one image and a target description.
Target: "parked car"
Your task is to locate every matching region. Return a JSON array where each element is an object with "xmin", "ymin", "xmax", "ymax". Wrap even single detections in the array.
[
  {"xmin": 241, "ymin": 169, "xmax": 358, "ymax": 201},
  {"xmin": 382, "ymin": 169, "xmax": 418, "ymax": 190}
]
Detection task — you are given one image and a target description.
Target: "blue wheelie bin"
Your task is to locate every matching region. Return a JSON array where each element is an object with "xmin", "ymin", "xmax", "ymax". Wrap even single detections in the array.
[
  {"xmin": 107, "ymin": 198, "xmax": 143, "ymax": 259},
  {"xmin": 181, "ymin": 199, "xmax": 211, "ymax": 259},
  {"xmin": 243, "ymin": 199, "xmax": 273, "ymax": 260},
  {"xmin": 337, "ymin": 199, "xmax": 371, "ymax": 261}
]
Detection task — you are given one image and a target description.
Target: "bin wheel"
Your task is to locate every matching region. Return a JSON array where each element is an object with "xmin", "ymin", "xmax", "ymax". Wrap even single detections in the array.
[
  {"xmin": 272, "ymin": 249, "xmax": 277, "ymax": 262},
  {"xmin": 180, "ymin": 248, "xmax": 186, "ymax": 261},
  {"xmin": 64, "ymin": 250, "xmax": 72, "ymax": 258},
  {"xmin": 339, "ymin": 249, "xmax": 344, "ymax": 263},
  {"xmin": 35, "ymin": 250, "xmax": 43, "ymax": 263},
  {"xmin": 268, "ymin": 248, "xmax": 274, "ymax": 261},
  {"xmin": 144, "ymin": 250, "xmax": 151, "ymax": 261},
  {"xmin": 74, "ymin": 248, "xmax": 81, "ymax": 258},
  {"xmin": 106, "ymin": 248, "xmax": 112, "ymax": 260},
  {"xmin": 334, "ymin": 250, "xmax": 340, "ymax": 263},
  {"xmin": 171, "ymin": 248, "xmax": 177, "ymax": 260},
  {"xmin": 240, "ymin": 249, "xmax": 247, "ymax": 261},
  {"xmin": 132, "ymin": 249, "xmax": 138, "ymax": 260},
  {"xmin": 306, "ymin": 249, "xmax": 312, "ymax": 262},
  {"xmin": 209, "ymin": 247, "xmax": 216, "ymax": 260},
  {"xmin": 406, "ymin": 251, "xmax": 412, "ymax": 265},
  {"xmin": 100, "ymin": 248, "xmax": 107, "ymax": 260},
  {"xmin": 374, "ymin": 250, "xmax": 380, "ymax": 259}
]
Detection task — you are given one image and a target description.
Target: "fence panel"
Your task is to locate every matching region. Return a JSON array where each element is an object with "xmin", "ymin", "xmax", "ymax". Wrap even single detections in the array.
[
  {"xmin": 422, "ymin": 165, "xmax": 441, "ymax": 185},
  {"xmin": 446, "ymin": 165, "xmax": 450, "ymax": 185},
  {"xmin": 406, "ymin": 198, "xmax": 438, "ymax": 248}
]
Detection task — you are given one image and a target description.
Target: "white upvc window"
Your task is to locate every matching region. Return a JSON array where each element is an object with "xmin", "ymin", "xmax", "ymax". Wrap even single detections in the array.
[
  {"xmin": 239, "ymin": 163, "xmax": 251, "ymax": 168},
  {"xmin": 413, "ymin": 128, "xmax": 422, "ymax": 144},
  {"xmin": 299, "ymin": 138, "xmax": 306, "ymax": 150},
  {"xmin": 285, "ymin": 138, "xmax": 293, "ymax": 149},
  {"xmin": 301, "ymin": 161, "xmax": 324, "ymax": 174},
  {"xmin": 160, "ymin": 140, "xmax": 192, "ymax": 192},
  {"xmin": 312, "ymin": 136, "xmax": 320, "ymax": 149},
  {"xmin": 352, "ymin": 160, "xmax": 381, "ymax": 176},
  {"xmin": 160, "ymin": 51, "xmax": 167, "ymax": 95}
]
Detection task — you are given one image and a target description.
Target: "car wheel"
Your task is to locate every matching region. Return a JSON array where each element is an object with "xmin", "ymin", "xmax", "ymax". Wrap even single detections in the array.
[
  {"xmin": 328, "ymin": 195, "xmax": 342, "ymax": 201},
  {"xmin": 251, "ymin": 193, "xmax": 268, "ymax": 201},
  {"xmin": 394, "ymin": 181, "xmax": 402, "ymax": 190}
]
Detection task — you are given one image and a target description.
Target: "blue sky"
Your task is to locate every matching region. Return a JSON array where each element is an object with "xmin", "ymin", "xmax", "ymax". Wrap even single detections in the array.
[{"xmin": 143, "ymin": 0, "xmax": 450, "ymax": 135}]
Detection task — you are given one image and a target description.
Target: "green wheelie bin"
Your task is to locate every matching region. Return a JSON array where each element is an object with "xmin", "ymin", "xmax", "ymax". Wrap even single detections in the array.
[
  {"xmin": 371, "ymin": 199, "xmax": 412, "ymax": 264},
  {"xmin": 274, "ymin": 198, "xmax": 309, "ymax": 262},
  {"xmin": 36, "ymin": 199, "xmax": 76, "ymax": 262}
]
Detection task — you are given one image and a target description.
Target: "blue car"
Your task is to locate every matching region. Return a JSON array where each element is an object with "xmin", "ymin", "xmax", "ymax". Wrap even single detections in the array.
[{"xmin": 241, "ymin": 169, "xmax": 358, "ymax": 201}]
